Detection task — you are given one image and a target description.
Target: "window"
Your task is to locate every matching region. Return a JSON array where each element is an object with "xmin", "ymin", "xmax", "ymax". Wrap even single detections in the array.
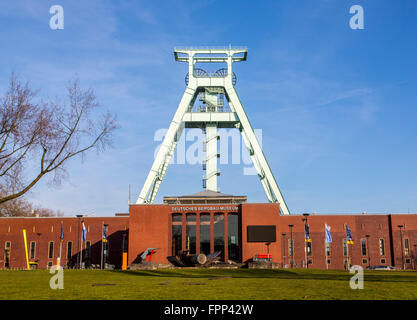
[
  {"xmin": 228, "ymin": 213, "xmax": 239, "ymax": 261},
  {"xmin": 325, "ymin": 241, "xmax": 331, "ymax": 257},
  {"xmin": 47, "ymin": 261, "xmax": 53, "ymax": 268},
  {"xmin": 361, "ymin": 239, "xmax": 367, "ymax": 256},
  {"xmin": 406, "ymin": 258, "xmax": 411, "ymax": 264},
  {"xmin": 362, "ymin": 258, "xmax": 368, "ymax": 264},
  {"xmin": 85, "ymin": 241, "xmax": 91, "ymax": 259},
  {"xmin": 380, "ymin": 258, "xmax": 386, "ymax": 264},
  {"xmin": 288, "ymin": 239, "xmax": 294, "ymax": 258},
  {"xmin": 186, "ymin": 214, "xmax": 196, "ymax": 254},
  {"xmin": 404, "ymin": 238, "xmax": 410, "ymax": 256},
  {"xmin": 172, "ymin": 214, "xmax": 182, "ymax": 256},
  {"xmin": 30, "ymin": 242, "xmax": 36, "ymax": 259},
  {"xmin": 343, "ymin": 239, "xmax": 348, "ymax": 256},
  {"xmin": 67, "ymin": 241, "xmax": 73, "ymax": 260},
  {"xmin": 48, "ymin": 241, "xmax": 54, "ymax": 259},
  {"xmin": 379, "ymin": 239, "xmax": 385, "ymax": 256},
  {"xmin": 213, "ymin": 213, "xmax": 225, "ymax": 260},
  {"xmin": 200, "ymin": 213, "xmax": 211, "ymax": 255},
  {"xmin": 327, "ymin": 259, "xmax": 331, "ymax": 265},
  {"xmin": 4, "ymin": 242, "xmax": 11, "ymax": 268},
  {"xmin": 306, "ymin": 241, "xmax": 312, "ymax": 256}
]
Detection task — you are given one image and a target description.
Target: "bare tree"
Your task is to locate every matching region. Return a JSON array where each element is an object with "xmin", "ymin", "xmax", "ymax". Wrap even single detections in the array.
[
  {"xmin": 0, "ymin": 192, "xmax": 64, "ymax": 217},
  {"xmin": 0, "ymin": 73, "xmax": 118, "ymax": 205}
]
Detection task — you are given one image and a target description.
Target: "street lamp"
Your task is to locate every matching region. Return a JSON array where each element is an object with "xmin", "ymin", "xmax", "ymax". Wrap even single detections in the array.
[
  {"xmin": 282, "ymin": 233, "xmax": 287, "ymax": 268},
  {"xmin": 288, "ymin": 224, "xmax": 294, "ymax": 268},
  {"xmin": 302, "ymin": 213, "xmax": 310, "ymax": 269},
  {"xmin": 365, "ymin": 234, "xmax": 371, "ymax": 268},
  {"xmin": 398, "ymin": 225, "xmax": 405, "ymax": 270}
]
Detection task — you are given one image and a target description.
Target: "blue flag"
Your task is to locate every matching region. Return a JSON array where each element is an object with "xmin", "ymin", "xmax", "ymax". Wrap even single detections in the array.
[
  {"xmin": 325, "ymin": 224, "xmax": 332, "ymax": 243},
  {"xmin": 82, "ymin": 222, "xmax": 87, "ymax": 242},
  {"xmin": 102, "ymin": 224, "xmax": 108, "ymax": 243},
  {"xmin": 346, "ymin": 225, "xmax": 354, "ymax": 244},
  {"xmin": 60, "ymin": 223, "xmax": 64, "ymax": 242},
  {"xmin": 304, "ymin": 224, "xmax": 311, "ymax": 242}
]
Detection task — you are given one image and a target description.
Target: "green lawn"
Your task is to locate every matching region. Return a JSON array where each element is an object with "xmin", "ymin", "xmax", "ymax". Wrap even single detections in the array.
[{"xmin": 1, "ymin": 268, "xmax": 417, "ymax": 300}]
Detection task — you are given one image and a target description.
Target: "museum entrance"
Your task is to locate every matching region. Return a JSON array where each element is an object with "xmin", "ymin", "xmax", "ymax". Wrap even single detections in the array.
[{"xmin": 170, "ymin": 211, "xmax": 241, "ymax": 262}]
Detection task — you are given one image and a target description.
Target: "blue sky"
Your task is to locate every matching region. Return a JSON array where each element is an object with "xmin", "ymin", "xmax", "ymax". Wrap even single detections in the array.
[{"xmin": 1, "ymin": 0, "xmax": 417, "ymax": 216}]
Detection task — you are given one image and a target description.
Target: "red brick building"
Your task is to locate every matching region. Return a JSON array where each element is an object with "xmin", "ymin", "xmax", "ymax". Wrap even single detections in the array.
[
  {"xmin": 0, "ymin": 216, "xmax": 129, "ymax": 269},
  {"xmin": 1, "ymin": 191, "xmax": 417, "ymax": 270}
]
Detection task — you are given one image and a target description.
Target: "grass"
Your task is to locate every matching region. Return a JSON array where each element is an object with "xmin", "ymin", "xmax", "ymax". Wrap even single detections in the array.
[{"xmin": 1, "ymin": 268, "xmax": 417, "ymax": 300}]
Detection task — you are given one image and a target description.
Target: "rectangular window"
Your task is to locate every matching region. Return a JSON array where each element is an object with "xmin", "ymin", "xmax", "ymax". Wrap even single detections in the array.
[
  {"xmin": 200, "ymin": 213, "xmax": 211, "ymax": 255},
  {"xmin": 4, "ymin": 242, "xmax": 11, "ymax": 268},
  {"xmin": 67, "ymin": 241, "xmax": 73, "ymax": 260},
  {"xmin": 85, "ymin": 241, "xmax": 91, "ymax": 259},
  {"xmin": 325, "ymin": 241, "xmax": 331, "ymax": 257},
  {"xmin": 362, "ymin": 258, "xmax": 368, "ymax": 264},
  {"xmin": 213, "ymin": 213, "xmax": 225, "ymax": 261},
  {"xmin": 406, "ymin": 258, "xmax": 411, "ymax": 264},
  {"xmin": 361, "ymin": 238, "xmax": 367, "ymax": 256},
  {"xmin": 404, "ymin": 238, "xmax": 410, "ymax": 256},
  {"xmin": 48, "ymin": 241, "xmax": 54, "ymax": 259},
  {"xmin": 186, "ymin": 214, "xmax": 196, "ymax": 254},
  {"xmin": 227, "ymin": 213, "xmax": 239, "ymax": 262},
  {"xmin": 306, "ymin": 241, "xmax": 312, "ymax": 256},
  {"xmin": 172, "ymin": 214, "xmax": 182, "ymax": 256},
  {"xmin": 343, "ymin": 239, "xmax": 348, "ymax": 256},
  {"xmin": 380, "ymin": 258, "xmax": 386, "ymax": 264},
  {"xmin": 288, "ymin": 239, "xmax": 294, "ymax": 258},
  {"xmin": 30, "ymin": 241, "xmax": 36, "ymax": 259},
  {"xmin": 379, "ymin": 239, "xmax": 385, "ymax": 256}
]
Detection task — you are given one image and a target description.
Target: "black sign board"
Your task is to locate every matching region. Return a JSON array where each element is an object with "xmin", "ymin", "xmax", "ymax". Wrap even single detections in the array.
[{"xmin": 247, "ymin": 225, "xmax": 276, "ymax": 242}]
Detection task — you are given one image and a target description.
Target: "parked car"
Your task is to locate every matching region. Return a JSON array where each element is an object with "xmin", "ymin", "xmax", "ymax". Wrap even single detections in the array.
[{"xmin": 366, "ymin": 265, "xmax": 395, "ymax": 270}]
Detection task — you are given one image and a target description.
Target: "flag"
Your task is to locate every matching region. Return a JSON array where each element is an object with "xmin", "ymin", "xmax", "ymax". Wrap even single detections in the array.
[
  {"xmin": 346, "ymin": 225, "xmax": 354, "ymax": 244},
  {"xmin": 60, "ymin": 223, "xmax": 64, "ymax": 242},
  {"xmin": 82, "ymin": 222, "xmax": 87, "ymax": 242},
  {"xmin": 304, "ymin": 224, "xmax": 311, "ymax": 242},
  {"xmin": 102, "ymin": 224, "xmax": 108, "ymax": 243},
  {"xmin": 325, "ymin": 224, "xmax": 332, "ymax": 243}
]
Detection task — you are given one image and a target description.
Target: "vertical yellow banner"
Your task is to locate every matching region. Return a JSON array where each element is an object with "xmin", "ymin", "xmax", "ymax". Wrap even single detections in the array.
[
  {"xmin": 22, "ymin": 229, "xmax": 30, "ymax": 270},
  {"xmin": 122, "ymin": 252, "xmax": 127, "ymax": 270}
]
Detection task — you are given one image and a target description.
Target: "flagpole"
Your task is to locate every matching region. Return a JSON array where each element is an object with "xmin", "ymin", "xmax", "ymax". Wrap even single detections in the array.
[
  {"xmin": 325, "ymin": 230, "xmax": 328, "ymax": 270},
  {"xmin": 325, "ymin": 243, "xmax": 328, "ymax": 270},
  {"xmin": 346, "ymin": 241, "xmax": 350, "ymax": 271},
  {"xmin": 101, "ymin": 222, "xmax": 104, "ymax": 269},
  {"xmin": 80, "ymin": 221, "xmax": 84, "ymax": 269},
  {"xmin": 58, "ymin": 240, "xmax": 62, "ymax": 269},
  {"xmin": 58, "ymin": 222, "xmax": 63, "ymax": 269}
]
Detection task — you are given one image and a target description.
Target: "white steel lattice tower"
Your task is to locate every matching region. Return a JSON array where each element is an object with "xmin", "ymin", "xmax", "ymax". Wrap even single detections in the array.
[{"xmin": 136, "ymin": 47, "xmax": 290, "ymax": 215}]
